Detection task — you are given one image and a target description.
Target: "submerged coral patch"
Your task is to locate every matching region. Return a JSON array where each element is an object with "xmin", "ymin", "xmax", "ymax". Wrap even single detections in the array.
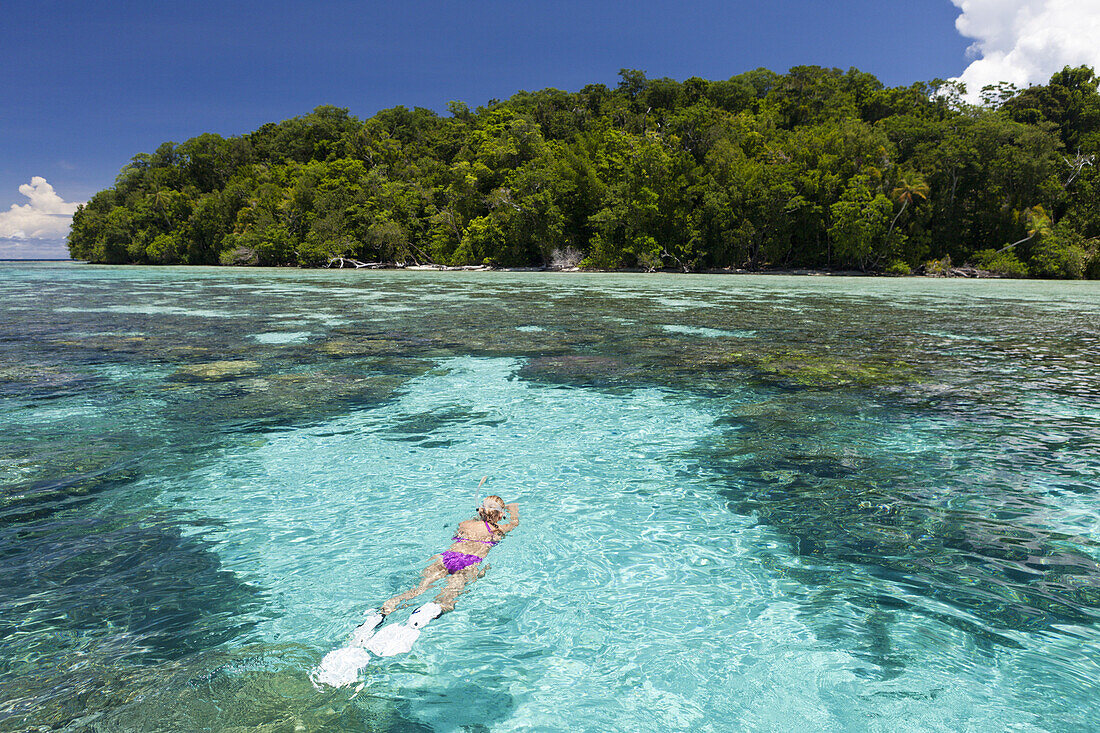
[
  {"xmin": 726, "ymin": 349, "xmax": 917, "ymax": 389},
  {"xmin": 170, "ymin": 360, "xmax": 263, "ymax": 382}
]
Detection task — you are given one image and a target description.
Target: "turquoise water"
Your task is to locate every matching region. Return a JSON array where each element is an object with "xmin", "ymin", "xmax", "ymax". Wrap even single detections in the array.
[{"xmin": 2, "ymin": 264, "xmax": 1100, "ymax": 731}]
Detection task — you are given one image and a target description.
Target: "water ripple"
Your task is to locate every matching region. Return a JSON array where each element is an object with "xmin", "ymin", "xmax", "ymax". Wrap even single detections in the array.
[{"xmin": 1, "ymin": 265, "xmax": 1099, "ymax": 730}]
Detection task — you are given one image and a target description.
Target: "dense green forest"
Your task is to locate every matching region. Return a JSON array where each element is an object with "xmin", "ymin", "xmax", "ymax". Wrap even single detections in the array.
[{"xmin": 68, "ymin": 66, "xmax": 1100, "ymax": 277}]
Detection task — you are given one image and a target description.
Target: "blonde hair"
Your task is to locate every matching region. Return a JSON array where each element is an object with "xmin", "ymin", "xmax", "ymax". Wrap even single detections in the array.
[{"xmin": 478, "ymin": 495, "xmax": 506, "ymax": 525}]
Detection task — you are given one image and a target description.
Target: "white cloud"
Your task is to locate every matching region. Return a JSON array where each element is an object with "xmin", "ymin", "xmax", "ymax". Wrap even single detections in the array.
[
  {"xmin": 0, "ymin": 239, "xmax": 70, "ymax": 259},
  {"xmin": 0, "ymin": 177, "xmax": 84, "ymax": 240},
  {"xmin": 951, "ymin": 0, "xmax": 1100, "ymax": 101}
]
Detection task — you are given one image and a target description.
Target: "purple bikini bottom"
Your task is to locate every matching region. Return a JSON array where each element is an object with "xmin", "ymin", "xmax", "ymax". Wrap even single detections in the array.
[{"xmin": 440, "ymin": 551, "xmax": 483, "ymax": 574}]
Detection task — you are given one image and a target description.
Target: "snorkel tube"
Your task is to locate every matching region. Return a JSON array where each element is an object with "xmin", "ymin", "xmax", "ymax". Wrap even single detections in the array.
[{"xmin": 474, "ymin": 475, "xmax": 489, "ymax": 512}]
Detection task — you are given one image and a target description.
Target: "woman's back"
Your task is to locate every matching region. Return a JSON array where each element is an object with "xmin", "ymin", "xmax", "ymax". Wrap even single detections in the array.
[{"xmin": 455, "ymin": 518, "xmax": 500, "ymax": 542}]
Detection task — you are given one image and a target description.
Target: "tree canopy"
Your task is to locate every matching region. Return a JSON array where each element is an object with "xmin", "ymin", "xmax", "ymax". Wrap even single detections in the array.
[{"xmin": 68, "ymin": 66, "xmax": 1100, "ymax": 278}]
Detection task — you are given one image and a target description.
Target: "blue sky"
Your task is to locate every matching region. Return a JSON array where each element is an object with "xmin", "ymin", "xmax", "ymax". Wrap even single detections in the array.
[{"xmin": 2, "ymin": 0, "xmax": 1093, "ymax": 257}]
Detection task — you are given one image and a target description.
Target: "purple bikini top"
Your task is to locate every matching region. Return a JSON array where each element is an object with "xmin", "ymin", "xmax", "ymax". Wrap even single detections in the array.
[{"xmin": 452, "ymin": 520, "xmax": 500, "ymax": 546}]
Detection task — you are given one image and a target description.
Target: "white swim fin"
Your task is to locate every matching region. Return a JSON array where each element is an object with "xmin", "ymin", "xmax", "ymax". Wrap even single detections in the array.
[
  {"xmin": 408, "ymin": 602, "xmax": 442, "ymax": 629},
  {"xmin": 366, "ymin": 623, "xmax": 417, "ymax": 657},
  {"xmin": 310, "ymin": 609, "xmax": 387, "ymax": 688},
  {"xmin": 366, "ymin": 603, "xmax": 442, "ymax": 657},
  {"xmin": 312, "ymin": 646, "xmax": 372, "ymax": 688},
  {"xmin": 348, "ymin": 610, "xmax": 386, "ymax": 647},
  {"xmin": 313, "ymin": 604, "xmax": 444, "ymax": 685}
]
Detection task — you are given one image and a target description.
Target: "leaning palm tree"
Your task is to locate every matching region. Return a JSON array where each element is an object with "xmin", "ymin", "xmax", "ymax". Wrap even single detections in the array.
[
  {"xmin": 997, "ymin": 204, "xmax": 1051, "ymax": 253},
  {"xmin": 886, "ymin": 173, "xmax": 930, "ymax": 242}
]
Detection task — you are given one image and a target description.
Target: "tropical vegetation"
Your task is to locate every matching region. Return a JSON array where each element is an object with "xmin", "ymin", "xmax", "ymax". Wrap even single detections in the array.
[{"xmin": 68, "ymin": 66, "xmax": 1100, "ymax": 277}]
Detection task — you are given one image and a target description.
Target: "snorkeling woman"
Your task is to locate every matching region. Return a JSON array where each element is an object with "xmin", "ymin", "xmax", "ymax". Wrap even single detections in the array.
[
  {"xmin": 380, "ymin": 494, "xmax": 519, "ymax": 616},
  {"xmin": 312, "ymin": 494, "xmax": 520, "ymax": 683}
]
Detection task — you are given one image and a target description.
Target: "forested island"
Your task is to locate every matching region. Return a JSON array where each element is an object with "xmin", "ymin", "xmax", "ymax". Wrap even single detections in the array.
[{"xmin": 68, "ymin": 66, "xmax": 1100, "ymax": 278}]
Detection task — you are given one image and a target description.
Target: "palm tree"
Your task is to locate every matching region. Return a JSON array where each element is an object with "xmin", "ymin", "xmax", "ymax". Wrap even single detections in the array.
[
  {"xmin": 997, "ymin": 205, "xmax": 1051, "ymax": 253},
  {"xmin": 152, "ymin": 189, "xmax": 172, "ymax": 230},
  {"xmin": 886, "ymin": 173, "xmax": 930, "ymax": 242}
]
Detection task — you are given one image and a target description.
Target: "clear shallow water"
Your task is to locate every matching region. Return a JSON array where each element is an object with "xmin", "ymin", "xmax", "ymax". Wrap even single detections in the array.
[{"xmin": 2, "ymin": 264, "xmax": 1100, "ymax": 731}]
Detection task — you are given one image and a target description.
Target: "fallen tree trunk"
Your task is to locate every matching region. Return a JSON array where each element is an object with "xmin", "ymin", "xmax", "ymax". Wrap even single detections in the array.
[{"xmin": 327, "ymin": 257, "xmax": 382, "ymax": 269}]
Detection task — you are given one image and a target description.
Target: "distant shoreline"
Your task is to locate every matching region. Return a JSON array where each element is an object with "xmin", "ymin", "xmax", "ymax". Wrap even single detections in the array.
[{"xmin": 3, "ymin": 259, "xmax": 1008, "ymax": 278}]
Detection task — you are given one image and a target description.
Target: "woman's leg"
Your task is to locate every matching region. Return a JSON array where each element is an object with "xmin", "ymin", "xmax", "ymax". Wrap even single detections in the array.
[
  {"xmin": 433, "ymin": 562, "xmax": 486, "ymax": 612},
  {"xmin": 381, "ymin": 557, "xmax": 448, "ymax": 615}
]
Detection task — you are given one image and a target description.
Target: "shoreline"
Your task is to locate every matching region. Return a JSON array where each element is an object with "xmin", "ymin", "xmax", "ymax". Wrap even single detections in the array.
[
  {"xmin": 309, "ymin": 262, "xmax": 1009, "ymax": 278},
  {"xmin": 7, "ymin": 259, "xmax": 1007, "ymax": 278}
]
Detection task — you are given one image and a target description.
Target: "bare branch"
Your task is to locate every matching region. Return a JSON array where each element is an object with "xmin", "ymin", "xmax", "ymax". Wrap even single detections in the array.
[{"xmin": 1063, "ymin": 150, "xmax": 1096, "ymax": 187}]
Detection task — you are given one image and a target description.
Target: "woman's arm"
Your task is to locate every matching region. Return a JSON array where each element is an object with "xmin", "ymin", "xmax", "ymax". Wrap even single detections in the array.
[{"xmin": 499, "ymin": 502, "xmax": 520, "ymax": 533}]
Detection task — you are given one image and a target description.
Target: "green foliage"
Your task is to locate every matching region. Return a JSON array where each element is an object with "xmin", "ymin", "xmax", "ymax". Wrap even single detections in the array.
[
  {"xmin": 454, "ymin": 215, "xmax": 507, "ymax": 266},
  {"xmin": 923, "ymin": 254, "xmax": 953, "ymax": 276},
  {"xmin": 972, "ymin": 249, "xmax": 1029, "ymax": 277},
  {"xmin": 828, "ymin": 175, "xmax": 892, "ymax": 270},
  {"xmin": 1029, "ymin": 222, "xmax": 1097, "ymax": 278},
  {"xmin": 67, "ymin": 66, "xmax": 1100, "ymax": 278},
  {"xmin": 148, "ymin": 232, "xmax": 184, "ymax": 264}
]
